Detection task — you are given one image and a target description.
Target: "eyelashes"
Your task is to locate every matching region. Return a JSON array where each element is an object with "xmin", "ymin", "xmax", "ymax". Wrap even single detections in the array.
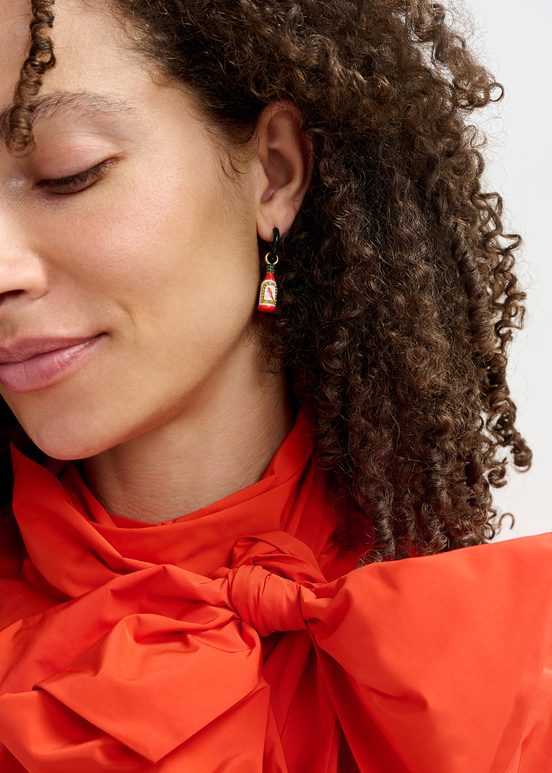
[{"xmin": 36, "ymin": 159, "xmax": 115, "ymax": 195}]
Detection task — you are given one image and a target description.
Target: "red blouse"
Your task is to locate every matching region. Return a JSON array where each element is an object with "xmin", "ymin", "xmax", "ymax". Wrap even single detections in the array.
[{"xmin": 0, "ymin": 407, "xmax": 550, "ymax": 771}]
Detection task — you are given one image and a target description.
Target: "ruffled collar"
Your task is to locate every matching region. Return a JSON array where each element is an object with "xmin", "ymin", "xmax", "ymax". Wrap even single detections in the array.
[{"xmin": 9, "ymin": 406, "xmax": 361, "ymax": 599}]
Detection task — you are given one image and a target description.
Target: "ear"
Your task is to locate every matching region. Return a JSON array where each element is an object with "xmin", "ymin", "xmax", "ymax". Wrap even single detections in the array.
[{"xmin": 253, "ymin": 100, "xmax": 314, "ymax": 243}]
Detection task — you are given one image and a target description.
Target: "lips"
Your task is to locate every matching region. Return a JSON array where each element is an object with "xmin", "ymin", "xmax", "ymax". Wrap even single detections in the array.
[
  {"xmin": 0, "ymin": 334, "xmax": 105, "ymax": 392},
  {"xmin": 0, "ymin": 336, "xmax": 100, "ymax": 364}
]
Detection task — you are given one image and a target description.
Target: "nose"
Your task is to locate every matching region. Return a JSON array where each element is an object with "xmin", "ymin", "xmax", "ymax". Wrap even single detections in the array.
[
  {"xmin": 0, "ymin": 213, "xmax": 48, "ymax": 309},
  {"xmin": 0, "ymin": 255, "xmax": 47, "ymax": 300}
]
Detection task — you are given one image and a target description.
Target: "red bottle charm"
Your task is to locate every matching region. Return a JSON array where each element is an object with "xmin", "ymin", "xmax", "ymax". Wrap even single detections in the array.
[
  {"xmin": 257, "ymin": 227, "xmax": 281, "ymax": 313},
  {"xmin": 257, "ymin": 256, "xmax": 278, "ymax": 313}
]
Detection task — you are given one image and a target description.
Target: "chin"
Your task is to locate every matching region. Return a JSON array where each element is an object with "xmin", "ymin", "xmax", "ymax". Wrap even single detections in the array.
[{"xmin": 20, "ymin": 416, "xmax": 116, "ymax": 462}]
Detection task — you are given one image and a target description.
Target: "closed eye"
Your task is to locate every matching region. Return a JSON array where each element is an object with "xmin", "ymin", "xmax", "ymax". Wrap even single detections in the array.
[{"xmin": 36, "ymin": 159, "xmax": 115, "ymax": 195}]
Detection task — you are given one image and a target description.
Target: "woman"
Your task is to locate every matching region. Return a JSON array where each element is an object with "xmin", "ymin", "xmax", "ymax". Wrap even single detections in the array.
[{"xmin": 0, "ymin": 0, "xmax": 550, "ymax": 770}]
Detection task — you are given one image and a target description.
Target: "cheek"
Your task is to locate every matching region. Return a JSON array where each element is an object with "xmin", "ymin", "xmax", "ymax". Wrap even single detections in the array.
[{"xmin": 53, "ymin": 153, "xmax": 259, "ymax": 370}]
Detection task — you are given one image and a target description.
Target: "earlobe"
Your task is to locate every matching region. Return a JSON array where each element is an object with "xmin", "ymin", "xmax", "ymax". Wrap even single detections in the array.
[{"xmin": 254, "ymin": 101, "xmax": 313, "ymax": 243}]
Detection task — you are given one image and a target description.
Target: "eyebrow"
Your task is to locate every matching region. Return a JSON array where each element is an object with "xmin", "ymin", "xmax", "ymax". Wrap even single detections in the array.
[{"xmin": 0, "ymin": 90, "xmax": 139, "ymax": 150}]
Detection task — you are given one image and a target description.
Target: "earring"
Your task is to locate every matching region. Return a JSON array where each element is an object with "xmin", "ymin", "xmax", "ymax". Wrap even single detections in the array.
[{"xmin": 257, "ymin": 227, "xmax": 280, "ymax": 313}]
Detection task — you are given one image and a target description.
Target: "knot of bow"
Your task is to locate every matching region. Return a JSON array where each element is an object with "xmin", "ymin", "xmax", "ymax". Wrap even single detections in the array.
[{"xmin": 214, "ymin": 530, "xmax": 328, "ymax": 637}]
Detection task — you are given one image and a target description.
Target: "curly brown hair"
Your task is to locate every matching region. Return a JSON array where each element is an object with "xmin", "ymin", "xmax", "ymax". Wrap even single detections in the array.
[{"xmin": 0, "ymin": 0, "xmax": 532, "ymax": 564}]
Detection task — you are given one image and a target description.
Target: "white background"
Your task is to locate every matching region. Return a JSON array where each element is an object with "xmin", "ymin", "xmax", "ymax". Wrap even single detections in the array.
[{"xmin": 452, "ymin": 1, "xmax": 551, "ymax": 539}]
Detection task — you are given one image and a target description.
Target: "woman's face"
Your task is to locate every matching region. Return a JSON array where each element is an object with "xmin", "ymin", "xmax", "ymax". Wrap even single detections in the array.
[{"xmin": 0, "ymin": 1, "xmax": 280, "ymax": 459}]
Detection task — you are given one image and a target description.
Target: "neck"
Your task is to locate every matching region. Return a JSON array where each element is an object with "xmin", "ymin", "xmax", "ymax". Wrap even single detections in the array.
[{"xmin": 78, "ymin": 368, "xmax": 297, "ymax": 524}]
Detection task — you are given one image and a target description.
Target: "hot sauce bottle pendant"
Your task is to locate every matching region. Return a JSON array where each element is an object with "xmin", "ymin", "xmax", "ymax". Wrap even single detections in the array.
[
  {"xmin": 257, "ymin": 227, "xmax": 280, "ymax": 313},
  {"xmin": 257, "ymin": 258, "xmax": 278, "ymax": 312}
]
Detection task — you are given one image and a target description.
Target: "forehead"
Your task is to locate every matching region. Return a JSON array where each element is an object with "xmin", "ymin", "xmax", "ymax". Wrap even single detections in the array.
[{"xmin": 0, "ymin": 1, "xmax": 152, "ymax": 139}]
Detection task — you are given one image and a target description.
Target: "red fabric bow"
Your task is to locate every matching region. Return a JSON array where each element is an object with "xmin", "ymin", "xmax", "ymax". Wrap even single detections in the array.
[{"xmin": 1, "ymin": 527, "xmax": 552, "ymax": 771}]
